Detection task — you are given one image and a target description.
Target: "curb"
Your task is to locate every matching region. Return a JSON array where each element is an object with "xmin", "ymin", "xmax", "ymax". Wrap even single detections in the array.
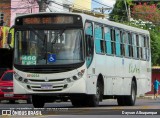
[{"xmin": 137, "ymin": 96, "xmax": 160, "ymax": 100}]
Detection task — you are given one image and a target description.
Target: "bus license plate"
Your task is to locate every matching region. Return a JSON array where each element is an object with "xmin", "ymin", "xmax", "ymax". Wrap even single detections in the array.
[
  {"xmin": 4, "ymin": 94, "xmax": 14, "ymax": 97},
  {"xmin": 41, "ymin": 84, "xmax": 52, "ymax": 89}
]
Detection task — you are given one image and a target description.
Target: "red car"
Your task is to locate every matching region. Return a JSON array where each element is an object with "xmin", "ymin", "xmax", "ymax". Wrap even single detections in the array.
[{"xmin": 0, "ymin": 70, "xmax": 31, "ymax": 103}]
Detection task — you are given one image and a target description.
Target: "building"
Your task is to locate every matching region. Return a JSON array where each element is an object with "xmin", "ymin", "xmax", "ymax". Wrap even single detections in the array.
[
  {"xmin": 146, "ymin": 66, "xmax": 160, "ymax": 94},
  {"xmin": 0, "ymin": 0, "xmax": 11, "ymax": 26},
  {"xmin": 11, "ymin": 0, "xmax": 39, "ymax": 26}
]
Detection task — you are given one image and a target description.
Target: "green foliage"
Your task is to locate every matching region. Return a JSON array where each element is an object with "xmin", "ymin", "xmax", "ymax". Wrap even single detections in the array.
[
  {"xmin": 109, "ymin": 0, "xmax": 160, "ymax": 66},
  {"xmin": 109, "ymin": 0, "xmax": 128, "ymax": 22},
  {"xmin": 150, "ymin": 31, "xmax": 160, "ymax": 65}
]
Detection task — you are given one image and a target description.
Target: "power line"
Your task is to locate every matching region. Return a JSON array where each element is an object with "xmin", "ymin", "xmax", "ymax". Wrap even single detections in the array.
[{"xmin": 92, "ymin": 0, "xmax": 112, "ymax": 8}]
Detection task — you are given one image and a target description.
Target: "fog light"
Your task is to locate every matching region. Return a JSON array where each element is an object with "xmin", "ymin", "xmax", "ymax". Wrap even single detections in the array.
[
  {"xmin": 78, "ymin": 72, "xmax": 83, "ymax": 78},
  {"xmin": 18, "ymin": 77, "xmax": 23, "ymax": 81},
  {"xmin": 72, "ymin": 76, "xmax": 78, "ymax": 80},
  {"xmin": 64, "ymin": 84, "xmax": 68, "ymax": 88},
  {"xmin": 24, "ymin": 79, "xmax": 28, "ymax": 83},
  {"xmin": 27, "ymin": 85, "xmax": 31, "ymax": 89},
  {"xmin": 66, "ymin": 78, "xmax": 71, "ymax": 82}
]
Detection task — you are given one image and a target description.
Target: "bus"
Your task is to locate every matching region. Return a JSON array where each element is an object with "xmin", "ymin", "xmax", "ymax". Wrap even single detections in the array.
[{"xmin": 8, "ymin": 12, "xmax": 151, "ymax": 108}]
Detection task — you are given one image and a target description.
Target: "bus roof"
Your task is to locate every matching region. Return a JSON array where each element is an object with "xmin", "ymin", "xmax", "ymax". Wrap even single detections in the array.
[{"xmin": 15, "ymin": 12, "xmax": 149, "ymax": 35}]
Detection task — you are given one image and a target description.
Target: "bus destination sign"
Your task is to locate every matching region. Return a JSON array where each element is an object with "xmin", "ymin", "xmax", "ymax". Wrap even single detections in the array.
[{"xmin": 22, "ymin": 16, "xmax": 74, "ymax": 25}]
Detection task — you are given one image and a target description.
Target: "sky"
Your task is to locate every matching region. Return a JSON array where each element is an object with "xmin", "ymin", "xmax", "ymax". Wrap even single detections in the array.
[
  {"xmin": 99, "ymin": 0, "xmax": 116, "ymax": 7},
  {"xmin": 92, "ymin": 0, "xmax": 116, "ymax": 13}
]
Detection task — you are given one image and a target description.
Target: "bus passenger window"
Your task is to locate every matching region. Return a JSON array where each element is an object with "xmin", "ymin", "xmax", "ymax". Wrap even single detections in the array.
[
  {"xmin": 85, "ymin": 21, "xmax": 93, "ymax": 68},
  {"xmin": 128, "ymin": 33, "xmax": 133, "ymax": 57},
  {"xmin": 115, "ymin": 29, "xmax": 121, "ymax": 56},
  {"xmin": 136, "ymin": 35, "xmax": 140, "ymax": 59},
  {"xmin": 95, "ymin": 24, "xmax": 105, "ymax": 54},
  {"xmin": 85, "ymin": 35, "xmax": 93, "ymax": 56},
  {"xmin": 104, "ymin": 27, "xmax": 111, "ymax": 55},
  {"xmin": 110, "ymin": 29, "xmax": 115, "ymax": 55}
]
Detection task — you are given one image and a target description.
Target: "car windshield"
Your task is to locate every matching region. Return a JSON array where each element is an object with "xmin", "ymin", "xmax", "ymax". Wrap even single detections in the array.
[
  {"xmin": 14, "ymin": 29, "xmax": 84, "ymax": 65},
  {"xmin": 1, "ymin": 72, "xmax": 13, "ymax": 81}
]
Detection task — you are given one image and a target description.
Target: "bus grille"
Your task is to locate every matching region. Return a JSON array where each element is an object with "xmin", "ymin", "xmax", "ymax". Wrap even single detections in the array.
[{"xmin": 28, "ymin": 78, "xmax": 66, "ymax": 92}]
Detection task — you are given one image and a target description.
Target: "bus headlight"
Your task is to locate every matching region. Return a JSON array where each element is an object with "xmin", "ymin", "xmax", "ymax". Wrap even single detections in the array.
[
  {"xmin": 14, "ymin": 72, "xmax": 27, "ymax": 83},
  {"xmin": 14, "ymin": 72, "xmax": 21, "ymax": 80},
  {"xmin": 77, "ymin": 69, "xmax": 85, "ymax": 78},
  {"xmin": 24, "ymin": 79, "xmax": 29, "ymax": 83},
  {"xmin": 18, "ymin": 77, "xmax": 23, "ymax": 82},
  {"xmin": 66, "ymin": 78, "xmax": 72, "ymax": 82},
  {"xmin": 72, "ymin": 76, "xmax": 78, "ymax": 80},
  {"xmin": 65, "ymin": 69, "xmax": 85, "ymax": 83}
]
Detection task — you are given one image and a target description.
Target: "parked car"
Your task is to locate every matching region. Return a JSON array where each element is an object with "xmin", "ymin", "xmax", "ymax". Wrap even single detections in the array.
[{"xmin": 0, "ymin": 70, "xmax": 31, "ymax": 103}]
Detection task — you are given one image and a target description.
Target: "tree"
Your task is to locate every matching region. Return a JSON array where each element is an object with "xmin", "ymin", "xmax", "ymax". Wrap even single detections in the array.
[
  {"xmin": 132, "ymin": 2, "xmax": 160, "ymax": 25},
  {"xmin": 109, "ymin": 0, "xmax": 128, "ymax": 22},
  {"xmin": 109, "ymin": 0, "xmax": 133, "ymax": 22},
  {"xmin": 150, "ymin": 31, "xmax": 160, "ymax": 65}
]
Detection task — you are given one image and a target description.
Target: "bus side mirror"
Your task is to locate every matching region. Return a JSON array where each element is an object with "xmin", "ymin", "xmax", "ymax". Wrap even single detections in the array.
[{"xmin": 7, "ymin": 33, "xmax": 12, "ymax": 44}]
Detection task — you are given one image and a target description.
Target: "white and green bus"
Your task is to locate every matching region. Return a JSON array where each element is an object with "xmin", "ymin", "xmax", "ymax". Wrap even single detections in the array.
[{"xmin": 8, "ymin": 12, "xmax": 151, "ymax": 108}]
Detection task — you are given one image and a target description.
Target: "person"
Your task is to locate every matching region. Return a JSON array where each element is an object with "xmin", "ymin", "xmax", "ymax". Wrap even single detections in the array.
[
  {"xmin": 30, "ymin": 42, "xmax": 37, "ymax": 56},
  {"xmin": 153, "ymin": 79, "xmax": 160, "ymax": 100}
]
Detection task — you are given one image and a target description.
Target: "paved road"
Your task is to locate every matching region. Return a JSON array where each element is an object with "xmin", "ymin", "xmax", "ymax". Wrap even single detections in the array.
[{"xmin": 0, "ymin": 98, "xmax": 160, "ymax": 117}]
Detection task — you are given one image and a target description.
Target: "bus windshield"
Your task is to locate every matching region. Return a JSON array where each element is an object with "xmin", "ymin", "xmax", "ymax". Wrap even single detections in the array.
[{"xmin": 14, "ymin": 29, "xmax": 84, "ymax": 65}]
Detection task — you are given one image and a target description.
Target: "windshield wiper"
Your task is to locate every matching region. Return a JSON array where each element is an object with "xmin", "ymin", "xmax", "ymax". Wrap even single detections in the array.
[
  {"xmin": 44, "ymin": 34, "xmax": 48, "ymax": 64},
  {"xmin": 29, "ymin": 26, "xmax": 45, "ymax": 42}
]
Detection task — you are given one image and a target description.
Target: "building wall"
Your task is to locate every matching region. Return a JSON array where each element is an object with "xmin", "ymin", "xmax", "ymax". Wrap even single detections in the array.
[
  {"xmin": 11, "ymin": 0, "xmax": 39, "ymax": 26},
  {"xmin": 147, "ymin": 70, "xmax": 160, "ymax": 94},
  {"xmin": 0, "ymin": 0, "xmax": 11, "ymax": 26},
  {"xmin": 73, "ymin": 0, "xmax": 91, "ymax": 10}
]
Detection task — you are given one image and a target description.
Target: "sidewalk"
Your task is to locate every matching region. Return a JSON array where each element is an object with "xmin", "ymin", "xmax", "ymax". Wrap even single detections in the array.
[{"xmin": 138, "ymin": 94, "xmax": 160, "ymax": 100}]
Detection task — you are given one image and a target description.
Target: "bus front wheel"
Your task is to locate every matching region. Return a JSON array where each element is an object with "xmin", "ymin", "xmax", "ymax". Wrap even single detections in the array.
[{"xmin": 32, "ymin": 95, "xmax": 45, "ymax": 108}]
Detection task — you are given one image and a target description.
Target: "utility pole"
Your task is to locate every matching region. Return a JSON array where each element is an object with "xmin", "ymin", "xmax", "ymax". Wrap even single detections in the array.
[
  {"xmin": 37, "ymin": 0, "xmax": 47, "ymax": 12},
  {"xmin": 94, "ymin": 7, "xmax": 112, "ymax": 14},
  {"xmin": 124, "ymin": 0, "xmax": 130, "ymax": 21}
]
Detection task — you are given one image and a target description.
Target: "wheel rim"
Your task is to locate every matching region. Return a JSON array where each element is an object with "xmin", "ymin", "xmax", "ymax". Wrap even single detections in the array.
[
  {"xmin": 131, "ymin": 84, "xmax": 136, "ymax": 101},
  {"xmin": 95, "ymin": 84, "xmax": 100, "ymax": 103}
]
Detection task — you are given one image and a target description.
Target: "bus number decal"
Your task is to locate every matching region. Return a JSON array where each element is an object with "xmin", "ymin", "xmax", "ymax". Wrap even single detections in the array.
[{"xmin": 27, "ymin": 74, "xmax": 39, "ymax": 77}]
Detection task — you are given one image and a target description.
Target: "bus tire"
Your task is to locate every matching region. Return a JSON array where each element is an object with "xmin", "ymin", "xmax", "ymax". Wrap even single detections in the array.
[
  {"xmin": 71, "ymin": 99, "xmax": 81, "ymax": 107},
  {"xmin": 27, "ymin": 98, "xmax": 32, "ymax": 104},
  {"xmin": 32, "ymin": 95, "xmax": 45, "ymax": 108},
  {"xmin": 9, "ymin": 100, "xmax": 15, "ymax": 104},
  {"xmin": 117, "ymin": 96, "xmax": 125, "ymax": 106},
  {"xmin": 87, "ymin": 80, "xmax": 102, "ymax": 107},
  {"xmin": 117, "ymin": 81, "xmax": 136, "ymax": 106},
  {"xmin": 125, "ymin": 81, "xmax": 136, "ymax": 106},
  {"xmin": 71, "ymin": 96, "xmax": 87, "ymax": 107}
]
